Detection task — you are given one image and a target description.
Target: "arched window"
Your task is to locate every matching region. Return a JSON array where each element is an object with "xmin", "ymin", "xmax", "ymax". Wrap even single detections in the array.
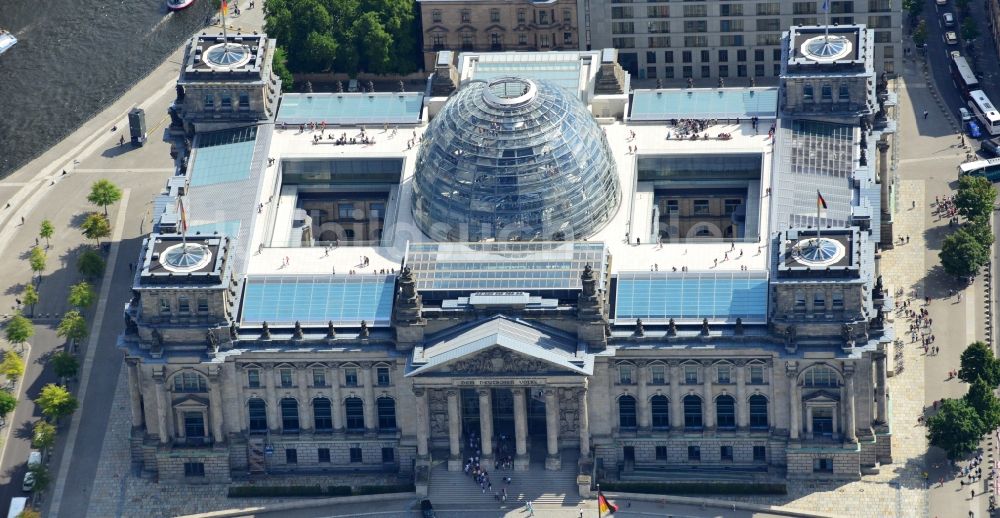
[
  {"xmin": 683, "ymin": 395, "xmax": 703, "ymax": 429},
  {"xmin": 248, "ymin": 398, "xmax": 267, "ymax": 433},
  {"xmin": 280, "ymin": 398, "xmax": 299, "ymax": 432},
  {"xmin": 173, "ymin": 371, "xmax": 207, "ymax": 392},
  {"xmin": 377, "ymin": 397, "xmax": 397, "ymax": 431},
  {"xmin": 618, "ymin": 395, "xmax": 637, "ymax": 429},
  {"xmin": 651, "ymin": 395, "xmax": 669, "ymax": 429},
  {"xmin": 345, "ymin": 397, "xmax": 365, "ymax": 432},
  {"xmin": 313, "ymin": 398, "xmax": 333, "ymax": 432},
  {"xmin": 803, "ymin": 366, "xmax": 839, "ymax": 387},
  {"xmin": 716, "ymin": 395, "xmax": 736, "ymax": 429},
  {"xmin": 749, "ymin": 395, "xmax": 769, "ymax": 429}
]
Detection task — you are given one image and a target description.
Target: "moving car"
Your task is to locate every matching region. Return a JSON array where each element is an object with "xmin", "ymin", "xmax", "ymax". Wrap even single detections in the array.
[
  {"xmin": 943, "ymin": 12, "xmax": 955, "ymax": 27},
  {"xmin": 960, "ymin": 107, "xmax": 973, "ymax": 122},
  {"xmin": 937, "ymin": 0, "xmax": 947, "ymax": 4},
  {"xmin": 21, "ymin": 472, "xmax": 34, "ymax": 492},
  {"xmin": 981, "ymin": 138, "xmax": 1000, "ymax": 157},
  {"xmin": 945, "ymin": 31, "xmax": 959, "ymax": 45},
  {"xmin": 967, "ymin": 120, "xmax": 983, "ymax": 139}
]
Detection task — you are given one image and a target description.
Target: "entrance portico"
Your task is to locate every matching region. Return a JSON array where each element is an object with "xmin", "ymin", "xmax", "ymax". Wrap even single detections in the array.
[{"xmin": 405, "ymin": 316, "xmax": 594, "ymax": 471}]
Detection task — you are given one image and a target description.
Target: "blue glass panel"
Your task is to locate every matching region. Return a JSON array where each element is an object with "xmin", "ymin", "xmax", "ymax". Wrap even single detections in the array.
[
  {"xmin": 276, "ymin": 93, "xmax": 424, "ymax": 125},
  {"xmin": 189, "ymin": 127, "xmax": 258, "ymax": 187},
  {"xmin": 614, "ymin": 271, "xmax": 768, "ymax": 323},
  {"xmin": 241, "ymin": 275, "xmax": 396, "ymax": 326},
  {"xmin": 629, "ymin": 88, "xmax": 779, "ymax": 121}
]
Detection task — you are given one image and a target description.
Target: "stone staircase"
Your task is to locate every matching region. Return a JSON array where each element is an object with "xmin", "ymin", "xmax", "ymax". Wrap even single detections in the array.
[
  {"xmin": 618, "ymin": 463, "xmax": 770, "ymax": 483},
  {"xmin": 427, "ymin": 451, "xmax": 582, "ymax": 508}
]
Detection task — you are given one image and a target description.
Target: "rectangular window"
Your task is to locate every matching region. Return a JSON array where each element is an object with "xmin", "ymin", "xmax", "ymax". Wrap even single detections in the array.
[
  {"xmin": 832, "ymin": 292, "xmax": 844, "ymax": 309},
  {"xmin": 755, "ymin": 64, "xmax": 766, "ymax": 77},
  {"xmin": 688, "ymin": 445, "xmax": 701, "ymax": 461},
  {"xmin": 749, "ymin": 365, "xmax": 765, "ymax": 384},
  {"xmin": 682, "ymin": 66, "xmax": 693, "ymax": 78},
  {"xmin": 684, "ymin": 365, "xmax": 698, "ymax": 384},
  {"xmin": 651, "ymin": 365, "xmax": 666, "ymax": 384},
  {"xmin": 874, "ymin": 30, "xmax": 892, "ymax": 43},
  {"xmin": 177, "ymin": 296, "xmax": 190, "ymax": 313},
  {"xmin": 312, "ymin": 368, "xmax": 326, "ymax": 387},
  {"xmin": 719, "ymin": 4, "xmax": 743, "ymax": 16},
  {"xmin": 756, "ymin": 2, "xmax": 780, "ymax": 15},
  {"xmin": 793, "ymin": 1, "xmax": 816, "ymax": 14},
  {"xmin": 203, "ymin": 95, "xmax": 214, "ymax": 109},
  {"xmin": 221, "ymin": 95, "xmax": 232, "ymax": 109},
  {"xmin": 719, "ymin": 19, "xmax": 743, "ymax": 32},
  {"xmin": 832, "ymin": 0, "xmax": 854, "ymax": 12},
  {"xmin": 183, "ymin": 462, "xmax": 205, "ymax": 477},
  {"xmin": 646, "ymin": 5, "xmax": 670, "ymax": 18},
  {"xmin": 646, "ymin": 66, "xmax": 658, "ymax": 79},
  {"xmin": 682, "ymin": 51, "xmax": 692, "ymax": 63},
  {"xmin": 868, "ymin": 15, "xmax": 892, "ymax": 28},
  {"xmin": 648, "ymin": 20, "xmax": 670, "ymax": 33},
  {"xmin": 611, "ymin": 6, "xmax": 633, "ymax": 18},
  {"xmin": 279, "ymin": 368, "xmax": 293, "ymax": 388},
  {"xmin": 719, "ymin": 65, "xmax": 729, "ymax": 78},
  {"xmin": 699, "ymin": 50, "xmax": 709, "ymax": 62},
  {"xmin": 432, "ymin": 9, "xmax": 441, "ymax": 23},
  {"xmin": 723, "ymin": 199, "xmax": 741, "ymax": 215},
  {"xmin": 721, "ymin": 445, "xmax": 734, "ymax": 461},
  {"xmin": 821, "ymin": 84, "xmax": 833, "ymax": 101},
  {"xmin": 184, "ymin": 411, "xmax": 205, "ymax": 438},
  {"xmin": 338, "ymin": 204, "xmax": 355, "ymax": 219},
  {"xmin": 490, "ymin": 8, "xmax": 500, "ymax": 22},
  {"xmin": 753, "ymin": 446, "xmax": 767, "ymax": 461},
  {"xmin": 717, "ymin": 365, "xmax": 731, "ymax": 384},
  {"xmin": 832, "ymin": 15, "xmax": 854, "ymax": 24},
  {"xmin": 757, "ymin": 33, "xmax": 782, "ymax": 46},
  {"xmin": 612, "ymin": 37, "xmax": 635, "ymax": 49},
  {"xmin": 460, "ymin": 9, "xmax": 470, "ymax": 23},
  {"xmin": 285, "ymin": 448, "xmax": 298, "ymax": 464},
  {"xmin": 655, "ymin": 445, "xmax": 668, "ymax": 460},
  {"xmin": 793, "ymin": 17, "xmax": 818, "ymax": 25},
  {"xmin": 719, "ymin": 35, "xmax": 744, "ymax": 46},
  {"xmin": 350, "ymin": 446, "xmax": 363, "ymax": 463},
  {"xmin": 755, "ymin": 18, "xmax": 780, "ymax": 32},
  {"xmin": 869, "ymin": 0, "xmax": 890, "ymax": 11},
  {"xmin": 159, "ymin": 298, "xmax": 171, "ymax": 314},
  {"xmin": 646, "ymin": 51, "xmax": 657, "ymax": 64},
  {"xmin": 247, "ymin": 369, "xmax": 261, "ymax": 388},
  {"xmin": 612, "ymin": 21, "xmax": 635, "ymax": 34},
  {"xmin": 238, "ymin": 93, "xmax": 250, "ymax": 109},
  {"xmin": 196, "ymin": 297, "xmax": 209, "ymax": 313},
  {"xmin": 682, "ymin": 5, "xmax": 707, "ymax": 17},
  {"xmin": 773, "ymin": 64, "xmax": 781, "ymax": 76},
  {"xmin": 755, "ymin": 49, "xmax": 765, "ymax": 61},
  {"xmin": 564, "ymin": 33, "xmax": 573, "ymax": 45},
  {"xmin": 538, "ymin": 10, "xmax": 548, "ymax": 24},
  {"xmin": 664, "ymin": 66, "xmax": 674, "ymax": 78},
  {"xmin": 718, "ymin": 49, "xmax": 728, "ymax": 63},
  {"xmin": 432, "ymin": 35, "xmax": 445, "ymax": 50},
  {"xmin": 684, "ymin": 36, "xmax": 708, "ymax": 47},
  {"xmin": 619, "ymin": 365, "xmax": 634, "ymax": 384},
  {"xmin": 518, "ymin": 34, "xmax": 527, "ymax": 46},
  {"xmin": 813, "ymin": 458, "xmax": 834, "ymax": 472},
  {"xmin": 377, "ymin": 366, "xmax": 391, "ymax": 386},
  {"xmin": 737, "ymin": 49, "xmax": 746, "ymax": 62},
  {"xmin": 683, "ymin": 20, "xmax": 707, "ymax": 32},
  {"xmin": 517, "ymin": 9, "xmax": 526, "ymax": 22},
  {"xmin": 648, "ymin": 36, "xmax": 671, "ymax": 48},
  {"xmin": 693, "ymin": 199, "xmax": 710, "ymax": 215},
  {"xmin": 563, "ymin": 9, "xmax": 572, "ymax": 22},
  {"xmin": 345, "ymin": 367, "xmax": 358, "ymax": 387},
  {"xmin": 382, "ymin": 447, "xmax": 395, "ymax": 463},
  {"xmin": 318, "ymin": 448, "xmax": 331, "ymax": 463}
]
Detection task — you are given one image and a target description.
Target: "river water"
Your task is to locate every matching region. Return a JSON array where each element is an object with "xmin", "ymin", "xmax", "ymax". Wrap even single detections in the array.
[{"xmin": 0, "ymin": 0, "xmax": 217, "ymax": 177}]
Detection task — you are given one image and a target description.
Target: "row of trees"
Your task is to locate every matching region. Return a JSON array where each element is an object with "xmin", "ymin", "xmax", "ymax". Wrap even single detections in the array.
[
  {"xmin": 928, "ymin": 342, "xmax": 1000, "ymax": 458},
  {"xmin": 263, "ymin": 0, "xmax": 420, "ymax": 78},
  {"xmin": 939, "ymin": 176, "xmax": 997, "ymax": 278}
]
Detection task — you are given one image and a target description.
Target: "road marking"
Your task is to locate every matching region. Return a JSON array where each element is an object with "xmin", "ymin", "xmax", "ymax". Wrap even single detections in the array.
[
  {"xmin": 47, "ymin": 189, "xmax": 130, "ymax": 518},
  {"xmin": 0, "ymin": 341, "xmax": 32, "ymax": 475}
]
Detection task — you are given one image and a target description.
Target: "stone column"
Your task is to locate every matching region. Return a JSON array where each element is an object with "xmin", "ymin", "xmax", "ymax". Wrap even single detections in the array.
[
  {"xmin": 544, "ymin": 389, "xmax": 561, "ymax": 470},
  {"xmin": 787, "ymin": 364, "xmax": 800, "ymax": 440},
  {"xmin": 578, "ymin": 387, "xmax": 591, "ymax": 458},
  {"xmin": 669, "ymin": 362, "xmax": 682, "ymax": 430},
  {"xmin": 805, "ymin": 406, "xmax": 814, "ymax": 437},
  {"xmin": 513, "ymin": 388, "xmax": 529, "ymax": 470},
  {"xmin": 361, "ymin": 362, "xmax": 377, "ymax": 434},
  {"xmin": 478, "ymin": 389, "xmax": 494, "ymax": 464},
  {"xmin": 735, "ymin": 361, "xmax": 748, "ymax": 429},
  {"xmin": 701, "ymin": 361, "xmax": 715, "ymax": 430},
  {"xmin": 875, "ymin": 354, "xmax": 888, "ymax": 425},
  {"xmin": 154, "ymin": 374, "xmax": 170, "ymax": 444},
  {"xmin": 126, "ymin": 359, "xmax": 144, "ymax": 429},
  {"xmin": 208, "ymin": 367, "xmax": 225, "ymax": 444},
  {"xmin": 845, "ymin": 369, "xmax": 858, "ymax": 443},
  {"xmin": 637, "ymin": 361, "xmax": 650, "ymax": 433},
  {"xmin": 297, "ymin": 365, "xmax": 312, "ymax": 432},
  {"xmin": 264, "ymin": 364, "xmax": 280, "ymax": 432},
  {"xmin": 415, "ymin": 388, "xmax": 430, "ymax": 459},
  {"xmin": 447, "ymin": 390, "xmax": 462, "ymax": 471},
  {"xmin": 329, "ymin": 363, "xmax": 344, "ymax": 433}
]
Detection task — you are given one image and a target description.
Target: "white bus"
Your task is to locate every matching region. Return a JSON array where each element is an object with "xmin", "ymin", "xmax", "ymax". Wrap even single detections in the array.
[
  {"xmin": 951, "ymin": 55, "xmax": 980, "ymax": 97},
  {"xmin": 959, "ymin": 157, "xmax": 1000, "ymax": 181},
  {"xmin": 968, "ymin": 89, "xmax": 1000, "ymax": 136},
  {"xmin": 6, "ymin": 497, "xmax": 26, "ymax": 518}
]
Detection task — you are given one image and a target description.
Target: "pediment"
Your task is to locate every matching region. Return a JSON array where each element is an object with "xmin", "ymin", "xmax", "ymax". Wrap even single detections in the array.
[
  {"xmin": 802, "ymin": 390, "xmax": 840, "ymax": 403},
  {"xmin": 172, "ymin": 395, "xmax": 209, "ymax": 408},
  {"xmin": 438, "ymin": 346, "xmax": 567, "ymax": 375}
]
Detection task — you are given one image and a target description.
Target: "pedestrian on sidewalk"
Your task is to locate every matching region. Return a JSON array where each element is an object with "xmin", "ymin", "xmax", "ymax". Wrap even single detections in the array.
[{"xmin": 923, "ymin": 110, "xmax": 929, "ymax": 119}]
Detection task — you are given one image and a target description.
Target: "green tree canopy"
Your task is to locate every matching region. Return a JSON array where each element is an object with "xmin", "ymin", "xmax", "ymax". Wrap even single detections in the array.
[
  {"xmin": 928, "ymin": 398, "xmax": 984, "ymax": 459},
  {"xmin": 56, "ymin": 310, "xmax": 88, "ymax": 344},
  {"xmin": 67, "ymin": 281, "xmax": 96, "ymax": 310},
  {"xmin": 0, "ymin": 391, "xmax": 17, "ymax": 418},
  {"xmin": 965, "ymin": 219, "xmax": 995, "ymax": 248},
  {"xmin": 28, "ymin": 247, "xmax": 46, "ymax": 278},
  {"xmin": 39, "ymin": 219, "xmax": 54, "ymax": 248},
  {"xmin": 87, "ymin": 179, "xmax": 123, "ymax": 216},
  {"xmin": 965, "ymin": 377, "xmax": 1000, "ymax": 431},
  {"xmin": 955, "ymin": 175, "xmax": 997, "ymax": 223},
  {"xmin": 940, "ymin": 228, "xmax": 989, "ymax": 278},
  {"xmin": 271, "ymin": 47, "xmax": 294, "ymax": 91},
  {"xmin": 5, "ymin": 314, "xmax": 34, "ymax": 347},
  {"xmin": 26, "ymin": 463, "xmax": 51, "ymax": 494},
  {"xmin": 959, "ymin": 341, "xmax": 1000, "ymax": 385},
  {"xmin": 50, "ymin": 351, "xmax": 79, "ymax": 380},
  {"xmin": 77, "ymin": 249, "xmax": 106, "ymax": 280},
  {"xmin": 913, "ymin": 19, "xmax": 928, "ymax": 46},
  {"xmin": 962, "ymin": 17, "xmax": 980, "ymax": 41},
  {"xmin": 353, "ymin": 12, "xmax": 393, "ymax": 74},
  {"xmin": 0, "ymin": 351, "xmax": 25, "ymax": 383},
  {"xmin": 20, "ymin": 284, "xmax": 39, "ymax": 318},
  {"xmin": 903, "ymin": 0, "xmax": 923, "ymax": 18},
  {"xmin": 81, "ymin": 213, "xmax": 111, "ymax": 246},
  {"xmin": 36, "ymin": 383, "xmax": 78, "ymax": 421},
  {"xmin": 17, "ymin": 510, "xmax": 42, "ymax": 518},
  {"xmin": 32, "ymin": 420, "xmax": 56, "ymax": 451}
]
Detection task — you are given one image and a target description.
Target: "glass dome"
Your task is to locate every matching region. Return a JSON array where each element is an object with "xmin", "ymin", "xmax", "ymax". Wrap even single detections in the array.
[{"xmin": 412, "ymin": 77, "xmax": 621, "ymax": 242}]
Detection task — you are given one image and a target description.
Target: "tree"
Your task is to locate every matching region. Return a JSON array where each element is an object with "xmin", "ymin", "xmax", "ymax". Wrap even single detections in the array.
[
  {"xmin": 0, "ymin": 351, "xmax": 25, "ymax": 383},
  {"xmin": 965, "ymin": 219, "xmax": 995, "ymax": 248},
  {"xmin": 81, "ymin": 213, "xmax": 111, "ymax": 246},
  {"xmin": 928, "ymin": 398, "xmax": 984, "ymax": 459},
  {"xmin": 26, "ymin": 463, "xmax": 51, "ymax": 494},
  {"xmin": 271, "ymin": 47, "xmax": 293, "ymax": 92},
  {"xmin": 940, "ymin": 228, "xmax": 989, "ymax": 278},
  {"xmin": 0, "ymin": 391, "xmax": 17, "ymax": 419},
  {"xmin": 965, "ymin": 377, "xmax": 1000, "ymax": 431},
  {"xmin": 86, "ymin": 179, "xmax": 123, "ymax": 216},
  {"xmin": 77, "ymin": 249, "xmax": 106, "ymax": 280},
  {"xmin": 955, "ymin": 175, "xmax": 997, "ymax": 223},
  {"xmin": 903, "ymin": 0, "xmax": 923, "ymax": 19},
  {"xmin": 957, "ymin": 0, "xmax": 971, "ymax": 13},
  {"xmin": 32, "ymin": 421, "xmax": 56, "ymax": 451},
  {"xmin": 39, "ymin": 219, "xmax": 54, "ymax": 249},
  {"xmin": 56, "ymin": 310, "xmax": 88, "ymax": 344},
  {"xmin": 28, "ymin": 247, "xmax": 46, "ymax": 280},
  {"xmin": 50, "ymin": 351, "xmax": 79, "ymax": 381},
  {"xmin": 913, "ymin": 19, "xmax": 928, "ymax": 46},
  {"xmin": 17, "ymin": 510, "xmax": 42, "ymax": 518},
  {"xmin": 962, "ymin": 18, "xmax": 980, "ymax": 41},
  {"xmin": 20, "ymin": 284, "xmax": 39, "ymax": 318},
  {"xmin": 35, "ymin": 383, "xmax": 78, "ymax": 422},
  {"xmin": 353, "ymin": 12, "xmax": 393, "ymax": 74},
  {"xmin": 4, "ymin": 314, "xmax": 34, "ymax": 348},
  {"xmin": 67, "ymin": 281, "xmax": 95, "ymax": 310},
  {"xmin": 959, "ymin": 341, "xmax": 1000, "ymax": 385}
]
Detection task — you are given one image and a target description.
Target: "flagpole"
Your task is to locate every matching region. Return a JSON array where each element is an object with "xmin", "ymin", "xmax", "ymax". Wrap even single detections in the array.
[
  {"xmin": 596, "ymin": 483, "xmax": 601, "ymax": 518},
  {"xmin": 221, "ymin": 0, "xmax": 228, "ymax": 46},
  {"xmin": 816, "ymin": 192, "xmax": 822, "ymax": 244},
  {"xmin": 824, "ymin": 0, "xmax": 830, "ymax": 41}
]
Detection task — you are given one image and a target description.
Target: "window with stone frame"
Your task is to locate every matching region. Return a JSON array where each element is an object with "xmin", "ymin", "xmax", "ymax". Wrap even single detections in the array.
[
  {"xmin": 650, "ymin": 364, "xmax": 667, "ymax": 384},
  {"xmin": 279, "ymin": 368, "xmax": 294, "ymax": 388},
  {"xmin": 432, "ymin": 9, "xmax": 441, "ymax": 23},
  {"xmin": 716, "ymin": 395, "xmax": 736, "ymax": 429},
  {"xmin": 748, "ymin": 364, "xmax": 765, "ymax": 384},
  {"xmin": 683, "ymin": 395, "xmax": 703, "ymax": 428},
  {"xmin": 684, "ymin": 365, "xmax": 699, "ymax": 384},
  {"xmin": 749, "ymin": 395, "xmax": 769, "ymax": 429},
  {"xmin": 345, "ymin": 398, "xmax": 365, "ymax": 432},
  {"xmin": 490, "ymin": 8, "xmax": 500, "ymax": 22},
  {"xmin": 280, "ymin": 398, "xmax": 300, "ymax": 432},
  {"xmin": 803, "ymin": 366, "xmax": 839, "ymax": 387},
  {"xmin": 247, "ymin": 368, "xmax": 261, "ymax": 388},
  {"xmin": 318, "ymin": 448, "xmax": 331, "ymax": 463},
  {"xmin": 312, "ymin": 368, "xmax": 327, "ymax": 387},
  {"xmin": 619, "ymin": 364, "xmax": 634, "ymax": 384},
  {"xmin": 173, "ymin": 372, "xmax": 207, "ymax": 392},
  {"xmin": 517, "ymin": 8, "xmax": 526, "ymax": 23},
  {"xmin": 618, "ymin": 395, "xmax": 637, "ymax": 428},
  {"xmin": 313, "ymin": 398, "xmax": 333, "ymax": 431},
  {"xmin": 716, "ymin": 365, "xmax": 731, "ymax": 384},
  {"xmin": 248, "ymin": 398, "xmax": 267, "ymax": 433},
  {"xmin": 184, "ymin": 462, "xmax": 205, "ymax": 477},
  {"xmin": 178, "ymin": 296, "xmax": 190, "ymax": 313},
  {"xmin": 344, "ymin": 367, "xmax": 359, "ymax": 387},
  {"xmin": 377, "ymin": 397, "xmax": 397, "ymax": 431},
  {"xmin": 197, "ymin": 297, "xmax": 209, "ymax": 313},
  {"xmin": 461, "ymin": 9, "xmax": 471, "ymax": 23},
  {"xmin": 350, "ymin": 446, "xmax": 363, "ymax": 463},
  {"xmin": 159, "ymin": 298, "xmax": 171, "ymax": 314},
  {"xmin": 376, "ymin": 366, "xmax": 391, "ymax": 386},
  {"xmin": 651, "ymin": 395, "xmax": 669, "ymax": 429}
]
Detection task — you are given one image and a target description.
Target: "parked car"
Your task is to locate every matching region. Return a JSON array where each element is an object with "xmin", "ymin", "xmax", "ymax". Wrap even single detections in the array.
[
  {"xmin": 21, "ymin": 472, "xmax": 34, "ymax": 492},
  {"xmin": 950, "ymin": 50, "xmax": 962, "ymax": 60},
  {"xmin": 967, "ymin": 120, "xmax": 983, "ymax": 139},
  {"xmin": 981, "ymin": 138, "xmax": 1000, "ymax": 157},
  {"xmin": 943, "ymin": 12, "xmax": 955, "ymax": 27},
  {"xmin": 937, "ymin": 0, "xmax": 947, "ymax": 4},
  {"xmin": 960, "ymin": 107, "xmax": 973, "ymax": 122},
  {"xmin": 420, "ymin": 499, "xmax": 436, "ymax": 518},
  {"xmin": 945, "ymin": 31, "xmax": 959, "ymax": 45},
  {"xmin": 26, "ymin": 451, "xmax": 41, "ymax": 467}
]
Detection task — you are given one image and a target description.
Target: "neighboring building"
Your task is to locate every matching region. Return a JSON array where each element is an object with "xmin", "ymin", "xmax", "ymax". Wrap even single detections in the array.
[
  {"xmin": 122, "ymin": 25, "xmax": 897, "ymax": 488},
  {"xmin": 416, "ymin": 0, "xmax": 579, "ymax": 71},
  {"xmin": 585, "ymin": 0, "xmax": 901, "ymax": 81},
  {"xmin": 990, "ymin": 0, "xmax": 1000, "ymax": 63}
]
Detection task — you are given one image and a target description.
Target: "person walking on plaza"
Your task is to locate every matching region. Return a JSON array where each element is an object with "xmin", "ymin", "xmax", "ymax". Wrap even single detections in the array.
[{"xmin": 923, "ymin": 110, "xmax": 929, "ymax": 119}]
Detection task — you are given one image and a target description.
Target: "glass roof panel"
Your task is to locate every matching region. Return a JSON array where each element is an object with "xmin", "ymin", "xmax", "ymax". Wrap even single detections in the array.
[
  {"xmin": 241, "ymin": 274, "xmax": 396, "ymax": 326},
  {"xmin": 276, "ymin": 93, "xmax": 424, "ymax": 125},
  {"xmin": 189, "ymin": 127, "xmax": 258, "ymax": 187},
  {"xmin": 630, "ymin": 88, "xmax": 779, "ymax": 121},
  {"xmin": 614, "ymin": 271, "xmax": 768, "ymax": 323}
]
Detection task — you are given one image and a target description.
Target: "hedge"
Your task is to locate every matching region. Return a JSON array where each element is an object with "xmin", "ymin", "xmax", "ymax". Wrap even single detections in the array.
[
  {"xmin": 599, "ymin": 482, "xmax": 787, "ymax": 496},
  {"xmin": 228, "ymin": 483, "xmax": 416, "ymax": 498}
]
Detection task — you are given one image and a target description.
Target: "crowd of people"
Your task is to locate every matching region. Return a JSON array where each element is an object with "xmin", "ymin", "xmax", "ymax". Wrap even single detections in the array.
[
  {"xmin": 462, "ymin": 431, "xmax": 518, "ymax": 503},
  {"xmin": 933, "ymin": 194, "xmax": 961, "ymax": 225}
]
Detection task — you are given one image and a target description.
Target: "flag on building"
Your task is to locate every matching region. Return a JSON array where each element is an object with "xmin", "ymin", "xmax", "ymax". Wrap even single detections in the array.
[
  {"xmin": 821, "ymin": 0, "xmax": 830, "ymax": 13},
  {"xmin": 817, "ymin": 190, "xmax": 828, "ymax": 219},
  {"xmin": 598, "ymin": 491, "xmax": 618, "ymax": 516},
  {"xmin": 221, "ymin": 0, "xmax": 228, "ymax": 15},
  {"xmin": 178, "ymin": 196, "xmax": 189, "ymax": 233}
]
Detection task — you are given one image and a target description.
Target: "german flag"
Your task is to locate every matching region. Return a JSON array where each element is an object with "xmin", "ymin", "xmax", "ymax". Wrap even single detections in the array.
[{"xmin": 598, "ymin": 491, "xmax": 618, "ymax": 516}]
